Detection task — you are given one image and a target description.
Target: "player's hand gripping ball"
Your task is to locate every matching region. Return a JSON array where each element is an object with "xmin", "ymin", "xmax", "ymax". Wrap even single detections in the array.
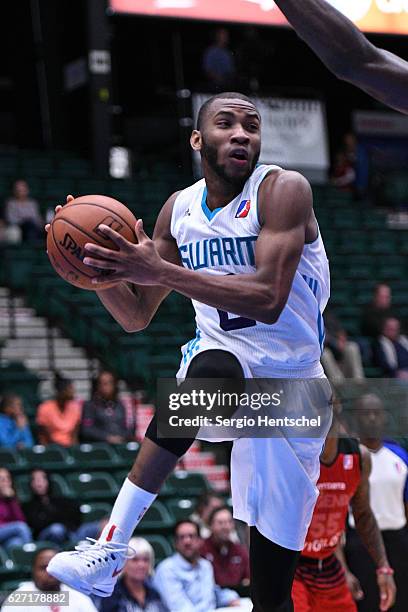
[{"xmin": 46, "ymin": 195, "xmax": 137, "ymax": 290}]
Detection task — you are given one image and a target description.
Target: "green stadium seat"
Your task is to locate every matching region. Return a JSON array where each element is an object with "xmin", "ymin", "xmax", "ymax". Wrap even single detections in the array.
[
  {"xmin": 138, "ymin": 501, "xmax": 174, "ymax": 534},
  {"xmin": 114, "ymin": 442, "xmax": 140, "ymax": 467},
  {"xmin": 167, "ymin": 471, "xmax": 211, "ymax": 497},
  {"xmin": 66, "ymin": 472, "xmax": 119, "ymax": 501},
  {"xmin": 20, "ymin": 444, "xmax": 73, "ymax": 471},
  {"xmin": 70, "ymin": 443, "xmax": 119, "ymax": 469},
  {"xmin": 0, "ymin": 449, "xmax": 26, "ymax": 473},
  {"xmin": 145, "ymin": 535, "xmax": 173, "ymax": 565},
  {"xmin": 58, "ymin": 158, "xmax": 91, "ymax": 177},
  {"xmin": 80, "ymin": 502, "xmax": 112, "ymax": 523},
  {"xmin": 166, "ymin": 498, "xmax": 195, "ymax": 522}
]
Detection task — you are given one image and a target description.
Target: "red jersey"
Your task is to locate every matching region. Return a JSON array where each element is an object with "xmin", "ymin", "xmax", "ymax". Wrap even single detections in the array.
[{"xmin": 303, "ymin": 438, "xmax": 361, "ymax": 559}]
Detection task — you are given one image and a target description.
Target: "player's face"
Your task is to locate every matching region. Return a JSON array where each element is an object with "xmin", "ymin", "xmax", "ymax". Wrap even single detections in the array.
[
  {"xmin": 200, "ymin": 100, "xmax": 261, "ymax": 187},
  {"xmin": 33, "ymin": 550, "xmax": 60, "ymax": 591}
]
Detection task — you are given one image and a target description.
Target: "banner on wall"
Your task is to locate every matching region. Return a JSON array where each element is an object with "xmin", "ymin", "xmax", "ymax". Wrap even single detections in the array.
[
  {"xmin": 192, "ymin": 94, "xmax": 330, "ymax": 183},
  {"xmin": 110, "ymin": 0, "xmax": 408, "ymax": 35}
]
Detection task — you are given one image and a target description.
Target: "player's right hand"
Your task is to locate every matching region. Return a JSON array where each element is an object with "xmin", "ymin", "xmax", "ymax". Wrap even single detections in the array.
[{"xmin": 44, "ymin": 194, "xmax": 74, "ymax": 233}]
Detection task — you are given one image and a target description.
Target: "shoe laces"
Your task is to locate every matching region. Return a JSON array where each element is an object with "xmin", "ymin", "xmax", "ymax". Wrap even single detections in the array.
[{"xmin": 75, "ymin": 538, "xmax": 136, "ymax": 568}]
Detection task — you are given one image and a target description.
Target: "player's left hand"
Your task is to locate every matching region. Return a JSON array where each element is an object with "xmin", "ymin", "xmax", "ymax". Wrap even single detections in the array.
[
  {"xmin": 377, "ymin": 573, "xmax": 396, "ymax": 611},
  {"xmin": 83, "ymin": 219, "xmax": 166, "ymax": 286}
]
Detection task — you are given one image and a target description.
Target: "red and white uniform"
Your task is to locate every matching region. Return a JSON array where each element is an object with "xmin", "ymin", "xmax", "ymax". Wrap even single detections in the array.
[{"xmin": 292, "ymin": 438, "xmax": 361, "ymax": 612}]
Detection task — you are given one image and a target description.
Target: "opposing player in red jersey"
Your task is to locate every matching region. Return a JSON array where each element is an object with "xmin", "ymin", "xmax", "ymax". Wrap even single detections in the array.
[
  {"xmin": 274, "ymin": 0, "xmax": 408, "ymax": 115},
  {"xmin": 292, "ymin": 401, "xmax": 396, "ymax": 612}
]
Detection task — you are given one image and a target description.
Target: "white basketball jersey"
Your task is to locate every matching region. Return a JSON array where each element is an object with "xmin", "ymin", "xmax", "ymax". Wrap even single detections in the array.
[{"xmin": 171, "ymin": 164, "xmax": 330, "ymax": 374}]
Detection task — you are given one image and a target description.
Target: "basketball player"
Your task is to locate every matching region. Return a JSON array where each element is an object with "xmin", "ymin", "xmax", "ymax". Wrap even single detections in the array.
[
  {"xmin": 46, "ymin": 93, "xmax": 333, "ymax": 611},
  {"xmin": 274, "ymin": 0, "xmax": 408, "ymax": 114},
  {"xmin": 292, "ymin": 399, "xmax": 396, "ymax": 612}
]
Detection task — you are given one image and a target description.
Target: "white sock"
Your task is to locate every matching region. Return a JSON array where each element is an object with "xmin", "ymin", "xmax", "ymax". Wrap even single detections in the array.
[{"xmin": 99, "ymin": 478, "xmax": 157, "ymax": 543}]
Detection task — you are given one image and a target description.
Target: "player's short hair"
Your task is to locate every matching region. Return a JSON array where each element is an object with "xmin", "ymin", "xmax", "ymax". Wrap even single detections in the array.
[{"xmin": 197, "ymin": 92, "xmax": 258, "ymax": 131}]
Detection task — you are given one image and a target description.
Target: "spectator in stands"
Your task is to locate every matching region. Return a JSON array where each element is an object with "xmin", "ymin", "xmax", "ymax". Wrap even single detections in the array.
[
  {"xmin": 22, "ymin": 469, "xmax": 102, "ymax": 545},
  {"xmin": 154, "ymin": 520, "xmax": 241, "ymax": 611},
  {"xmin": 375, "ymin": 317, "xmax": 408, "ymax": 378},
  {"xmin": 0, "ymin": 394, "xmax": 33, "ymax": 449},
  {"xmin": 321, "ymin": 310, "xmax": 365, "ymax": 381},
  {"xmin": 0, "ymin": 468, "xmax": 32, "ymax": 550},
  {"xmin": 4, "ymin": 179, "xmax": 43, "ymax": 242},
  {"xmin": 191, "ymin": 492, "xmax": 224, "ymax": 539},
  {"xmin": 346, "ymin": 393, "xmax": 408, "ymax": 611},
  {"xmin": 331, "ymin": 150, "xmax": 356, "ymax": 192},
  {"xmin": 98, "ymin": 537, "xmax": 168, "ymax": 612},
  {"xmin": 202, "ymin": 28, "xmax": 236, "ymax": 91},
  {"xmin": 361, "ymin": 283, "xmax": 397, "ymax": 339},
  {"xmin": 0, "ymin": 547, "xmax": 98, "ymax": 611},
  {"xmin": 36, "ymin": 374, "xmax": 81, "ymax": 447},
  {"xmin": 201, "ymin": 506, "xmax": 250, "ymax": 589},
  {"xmin": 80, "ymin": 370, "xmax": 135, "ymax": 444}
]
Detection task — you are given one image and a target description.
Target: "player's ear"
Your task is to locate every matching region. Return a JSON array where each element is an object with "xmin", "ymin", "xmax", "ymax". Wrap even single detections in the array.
[{"xmin": 190, "ymin": 130, "xmax": 202, "ymax": 152}]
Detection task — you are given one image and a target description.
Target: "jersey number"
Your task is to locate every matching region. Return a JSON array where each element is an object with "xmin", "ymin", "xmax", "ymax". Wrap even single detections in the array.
[{"xmin": 217, "ymin": 309, "xmax": 257, "ymax": 331}]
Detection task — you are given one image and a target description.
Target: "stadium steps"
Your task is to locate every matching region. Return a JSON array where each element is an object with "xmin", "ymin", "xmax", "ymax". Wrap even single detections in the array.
[{"xmin": 0, "ymin": 286, "xmax": 100, "ymax": 399}]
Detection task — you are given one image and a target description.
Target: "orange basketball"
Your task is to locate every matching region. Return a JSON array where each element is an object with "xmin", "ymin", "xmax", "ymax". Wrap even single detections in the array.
[{"xmin": 47, "ymin": 195, "xmax": 137, "ymax": 290}]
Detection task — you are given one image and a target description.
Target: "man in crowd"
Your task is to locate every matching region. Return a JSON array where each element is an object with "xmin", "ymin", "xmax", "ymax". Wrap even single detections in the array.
[
  {"xmin": 361, "ymin": 284, "xmax": 397, "ymax": 340},
  {"xmin": 153, "ymin": 520, "xmax": 241, "ymax": 611},
  {"xmin": 201, "ymin": 506, "xmax": 250, "ymax": 589},
  {"xmin": 375, "ymin": 317, "xmax": 408, "ymax": 379}
]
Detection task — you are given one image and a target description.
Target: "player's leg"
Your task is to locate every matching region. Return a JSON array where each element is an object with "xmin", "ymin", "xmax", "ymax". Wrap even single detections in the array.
[
  {"xmin": 291, "ymin": 575, "xmax": 313, "ymax": 612},
  {"xmin": 250, "ymin": 527, "xmax": 300, "ymax": 612},
  {"xmin": 47, "ymin": 349, "xmax": 243, "ymax": 596}
]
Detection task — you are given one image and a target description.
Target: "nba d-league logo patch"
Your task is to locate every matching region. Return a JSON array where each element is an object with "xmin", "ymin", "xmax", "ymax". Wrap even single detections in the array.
[
  {"xmin": 343, "ymin": 455, "xmax": 354, "ymax": 470},
  {"xmin": 235, "ymin": 200, "xmax": 251, "ymax": 218}
]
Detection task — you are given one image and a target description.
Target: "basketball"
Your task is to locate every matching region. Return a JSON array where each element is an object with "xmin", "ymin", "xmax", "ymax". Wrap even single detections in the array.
[{"xmin": 47, "ymin": 195, "xmax": 137, "ymax": 290}]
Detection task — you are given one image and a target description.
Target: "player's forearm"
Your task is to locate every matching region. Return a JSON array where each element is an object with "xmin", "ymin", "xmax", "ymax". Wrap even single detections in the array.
[
  {"xmin": 274, "ymin": 0, "xmax": 376, "ymax": 79},
  {"xmin": 96, "ymin": 283, "xmax": 149, "ymax": 332},
  {"xmin": 354, "ymin": 509, "xmax": 389, "ymax": 568},
  {"xmin": 159, "ymin": 262, "xmax": 279, "ymax": 324}
]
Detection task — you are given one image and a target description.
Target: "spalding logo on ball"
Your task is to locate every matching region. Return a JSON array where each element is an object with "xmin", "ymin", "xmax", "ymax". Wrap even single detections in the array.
[{"xmin": 47, "ymin": 195, "xmax": 137, "ymax": 290}]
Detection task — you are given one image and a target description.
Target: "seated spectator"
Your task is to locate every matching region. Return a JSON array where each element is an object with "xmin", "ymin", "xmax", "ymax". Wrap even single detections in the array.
[
  {"xmin": 202, "ymin": 28, "xmax": 236, "ymax": 91},
  {"xmin": 375, "ymin": 317, "xmax": 408, "ymax": 378},
  {"xmin": 346, "ymin": 393, "xmax": 408, "ymax": 612},
  {"xmin": 201, "ymin": 506, "xmax": 250, "ymax": 589},
  {"xmin": 0, "ymin": 468, "xmax": 32, "ymax": 550},
  {"xmin": 153, "ymin": 520, "xmax": 240, "ymax": 611},
  {"xmin": 99, "ymin": 537, "xmax": 168, "ymax": 612},
  {"xmin": 0, "ymin": 547, "xmax": 98, "ymax": 611},
  {"xmin": 36, "ymin": 374, "xmax": 81, "ymax": 447},
  {"xmin": 331, "ymin": 151, "xmax": 356, "ymax": 192},
  {"xmin": 22, "ymin": 469, "xmax": 102, "ymax": 545},
  {"xmin": 361, "ymin": 283, "xmax": 398, "ymax": 339},
  {"xmin": 0, "ymin": 394, "xmax": 34, "ymax": 449},
  {"xmin": 191, "ymin": 492, "xmax": 224, "ymax": 539},
  {"xmin": 80, "ymin": 371, "xmax": 135, "ymax": 444},
  {"xmin": 4, "ymin": 179, "xmax": 43, "ymax": 242},
  {"xmin": 321, "ymin": 310, "xmax": 365, "ymax": 381}
]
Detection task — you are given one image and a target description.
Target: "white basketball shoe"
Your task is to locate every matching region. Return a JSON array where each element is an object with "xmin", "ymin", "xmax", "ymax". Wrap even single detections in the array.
[{"xmin": 47, "ymin": 526, "xmax": 134, "ymax": 597}]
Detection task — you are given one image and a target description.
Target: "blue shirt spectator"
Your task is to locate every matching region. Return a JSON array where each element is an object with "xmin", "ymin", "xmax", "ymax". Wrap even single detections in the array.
[
  {"xmin": 203, "ymin": 28, "xmax": 236, "ymax": 91},
  {"xmin": 0, "ymin": 394, "xmax": 33, "ymax": 449},
  {"xmin": 153, "ymin": 521, "xmax": 239, "ymax": 612}
]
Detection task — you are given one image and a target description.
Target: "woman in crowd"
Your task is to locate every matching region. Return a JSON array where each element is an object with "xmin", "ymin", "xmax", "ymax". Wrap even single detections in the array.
[{"xmin": 0, "ymin": 468, "xmax": 32, "ymax": 549}]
